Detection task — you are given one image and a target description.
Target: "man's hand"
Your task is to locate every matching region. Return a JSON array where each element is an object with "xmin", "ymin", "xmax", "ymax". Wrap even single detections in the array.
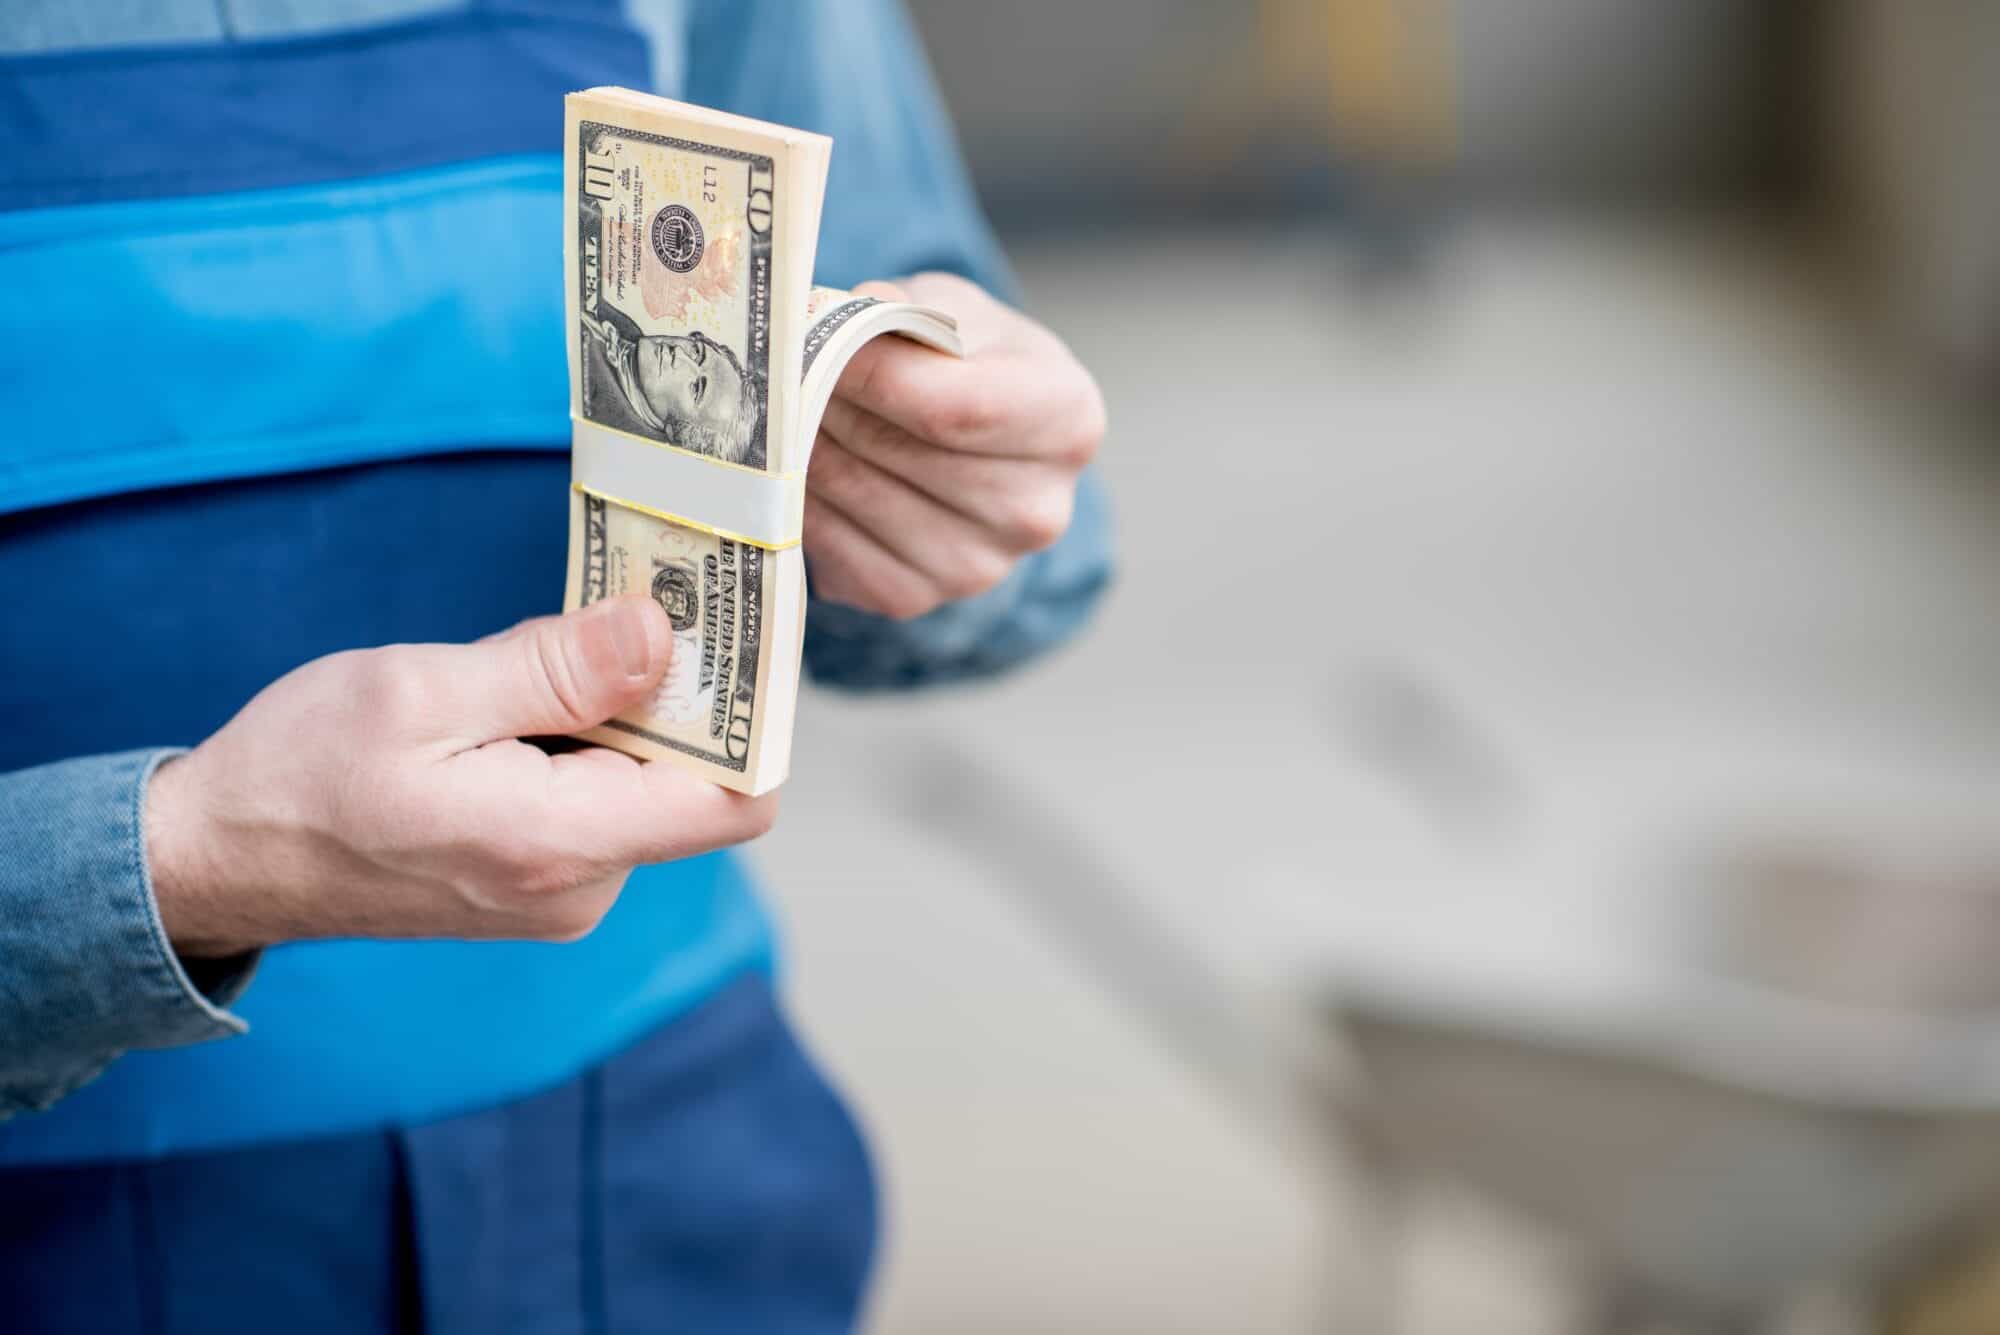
[
  {"xmin": 145, "ymin": 596, "xmax": 776, "ymax": 958},
  {"xmin": 803, "ymin": 273, "xmax": 1106, "ymax": 620}
]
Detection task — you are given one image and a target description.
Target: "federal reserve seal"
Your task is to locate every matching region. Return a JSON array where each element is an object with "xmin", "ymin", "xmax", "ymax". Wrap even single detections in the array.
[
  {"xmin": 649, "ymin": 204, "xmax": 704, "ymax": 274},
  {"xmin": 651, "ymin": 565, "xmax": 700, "ymax": 632}
]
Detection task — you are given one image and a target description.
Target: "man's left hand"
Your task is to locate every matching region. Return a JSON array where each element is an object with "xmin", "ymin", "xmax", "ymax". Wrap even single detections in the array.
[{"xmin": 803, "ymin": 273, "xmax": 1106, "ymax": 620}]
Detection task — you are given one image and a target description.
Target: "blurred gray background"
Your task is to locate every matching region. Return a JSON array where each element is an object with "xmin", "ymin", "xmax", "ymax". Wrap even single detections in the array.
[{"xmin": 754, "ymin": 3, "xmax": 2000, "ymax": 1332}]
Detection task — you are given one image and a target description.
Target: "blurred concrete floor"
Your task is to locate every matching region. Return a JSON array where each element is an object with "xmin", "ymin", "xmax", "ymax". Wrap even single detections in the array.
[{"xmin": 751, "ymin": 219, "xmax": 2000, "ymax": 1335}]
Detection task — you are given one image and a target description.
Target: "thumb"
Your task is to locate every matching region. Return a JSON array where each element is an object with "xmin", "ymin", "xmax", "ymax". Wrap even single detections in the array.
[{"xmin": 446, "ymin": 595, "xmax": 672, "ymax": 742}]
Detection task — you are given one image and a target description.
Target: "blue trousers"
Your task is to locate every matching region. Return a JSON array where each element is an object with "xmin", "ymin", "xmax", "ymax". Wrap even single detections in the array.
[{"xmin": 0, "ymin": 975, "xmax": 877, "ymax": 1334}]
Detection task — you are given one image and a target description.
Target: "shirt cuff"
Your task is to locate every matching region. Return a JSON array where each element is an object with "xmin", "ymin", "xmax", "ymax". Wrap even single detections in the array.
[{"xmin": 0, "ymin": 748, "xmax": 258, "ymax": 1117}]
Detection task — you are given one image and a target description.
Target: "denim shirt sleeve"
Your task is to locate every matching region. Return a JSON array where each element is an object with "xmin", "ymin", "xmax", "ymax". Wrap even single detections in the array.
[
  {"xmin": 688, "ymin": 0, "xmax": 1115, "ymax": 686},
  {"xmin": 685, "ymin": 0, "xmax": 1017, "ymax": 295},
  {"xmin": 0, "ymin": 749, "xmax": 257, "ymax": 1118}
]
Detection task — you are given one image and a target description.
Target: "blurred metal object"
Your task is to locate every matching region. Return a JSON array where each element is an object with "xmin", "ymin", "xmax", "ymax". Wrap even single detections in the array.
[
  {"xmin": 1329, "ymin": 660, "xmax": 1520, "ymax": 843},
  {"xmin": 895, "ymin": 729, "xmax": 2000, "ymax": 1334},
  {"xmin": 1333, "ymin": 997, "xmax": 2000, "ymax": 1333},
  {"xmin": 1694, "ymin": 828, "xmax": 2000, "ymax": 1016},
  {"xmin": 1305, "ymin": 726, "xmax": 2000, "ymax": 1331}
]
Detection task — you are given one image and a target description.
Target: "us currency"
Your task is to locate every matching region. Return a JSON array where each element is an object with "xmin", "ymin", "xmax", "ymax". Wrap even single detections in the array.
[
  {"xmin": 560, "ymin": 89, "xmax": 959, "ymax": 794},
  {"xmin": 565, "ymin": 487, "xmax": 787, "ymax": 784}
]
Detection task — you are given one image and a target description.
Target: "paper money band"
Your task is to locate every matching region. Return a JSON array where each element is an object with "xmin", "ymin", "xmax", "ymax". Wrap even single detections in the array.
[{"xmin": 571, "ymin": 418, "xmax": 805, "ymax": 551}]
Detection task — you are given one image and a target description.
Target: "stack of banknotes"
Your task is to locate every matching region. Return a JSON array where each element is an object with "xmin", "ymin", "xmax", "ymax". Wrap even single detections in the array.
[{"xmin": 561, "ymin": 88, "xmax": 961, "ymax": 794}]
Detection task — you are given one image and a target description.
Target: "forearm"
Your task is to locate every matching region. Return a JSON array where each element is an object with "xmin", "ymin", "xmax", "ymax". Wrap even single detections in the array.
[{"xmin": 0, "ymin": 750, "xmax": 255, "ymax": 1118}]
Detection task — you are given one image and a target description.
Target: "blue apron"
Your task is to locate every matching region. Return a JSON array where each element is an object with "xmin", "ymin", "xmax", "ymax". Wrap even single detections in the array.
[
  {"xmin": 0, "ymin": 0, "xmax": 781, "ymax": 1165},
  {"xmin": 0, "ymin": 973, "xmax": 878, "ymax": 1335}
]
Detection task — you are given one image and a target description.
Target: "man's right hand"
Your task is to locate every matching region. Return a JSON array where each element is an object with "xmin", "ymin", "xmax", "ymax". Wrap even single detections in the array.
[{"xmin": 144, "ymin": 595, "xmax": 776, "ymax": 958}]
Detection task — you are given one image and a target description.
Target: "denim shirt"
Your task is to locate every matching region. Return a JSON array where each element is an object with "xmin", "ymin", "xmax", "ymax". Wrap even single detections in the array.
[{"xmin": 0, "ymin": 0, "xmax": 1111, "ymax": 1124}]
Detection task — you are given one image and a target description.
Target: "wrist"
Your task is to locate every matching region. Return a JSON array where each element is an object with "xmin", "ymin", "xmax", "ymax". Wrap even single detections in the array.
[{"xmin": 145, "ymin": 750, "xmax": 266, "ymax": 959}]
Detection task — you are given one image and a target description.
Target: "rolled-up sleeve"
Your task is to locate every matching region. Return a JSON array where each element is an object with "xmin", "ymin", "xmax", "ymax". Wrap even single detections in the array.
[
  {"xmin": 687, "ymin": 0, "xmax": 1116, "ymax": 686},
  {"xmin": 0, "ymin": 749, "xmax": 256, "ymax": 1118}
]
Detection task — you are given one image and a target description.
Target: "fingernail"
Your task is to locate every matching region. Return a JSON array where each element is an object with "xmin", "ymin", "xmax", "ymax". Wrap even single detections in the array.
[{"xmin": 606, "ymin": 599, "xmax": 654, "ymax": 677}]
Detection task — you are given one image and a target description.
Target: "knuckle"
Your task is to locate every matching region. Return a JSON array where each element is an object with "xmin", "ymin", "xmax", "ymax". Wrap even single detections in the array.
[
  {"xmin": 936, "ymin": 572, "xmax": 981, "ymax": 603},
  {"xmin": 1002, "ymin": 488, "xmax": 1073, "ymax": 553},
  {"xmin": 925, "ymin": 272, "xmax": 987, "ymax": 316},
  {"xmin": 525, "ymin": 626, "xmax": 593, "ymax": 729},
  {"xmin": 838, "ymin": 342, "xmax": 889, "ymax": 406},
  {"xmin": 815, "ymin": 448, "xmax": 875, "ymax": 505},
  {"xmin": 481, "ymin": 831, "xmax": 558, "ymax": 888},
  {"xmin": 808, "ymin": 440, "xmax": 856, "ymax": 487},
  {"xmin": 943, "ymin": 547, "xmax": 1010, "ymax": 601},
  {"xmin": 880, "ymin": 584, "xmax": 939, "ymax": 622},
  {"xmin": 806, "ymin": 564, "xmax": 855, "ymax": 609},
  {"xmin": 912, "ymin": 270, "xmax": 973, "ymax": 301},
  {"xmin": 922, "ymin": 382, "xmax": 1002, "ymax": 443},
  {"xmin": 1066, "ymin": 382, "xmax": 1109, "ymax": 464},
  {"xmin": 342, "ymin": 648, "xmax": 432, "ymax": 724},
  {"xmin": 470, "ymin": 816, "xmax": 575, "ymax": 889}
]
